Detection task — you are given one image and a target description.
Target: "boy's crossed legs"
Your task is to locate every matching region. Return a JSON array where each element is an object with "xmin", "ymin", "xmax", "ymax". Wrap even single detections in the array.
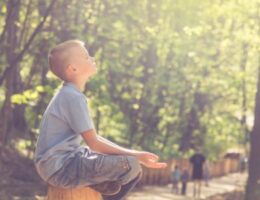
[{"xmin": 48, "ymin": 148, "xmax": 142, "ymax": 200}]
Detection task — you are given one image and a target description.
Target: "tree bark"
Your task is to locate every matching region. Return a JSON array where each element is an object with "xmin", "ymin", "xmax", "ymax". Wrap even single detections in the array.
[
  {"xmin": 0, "ymin": 0, "xmax": 21, "ymax": 145},
  {"xmin": 245, "ymin": 58, "xmax": 260, "ymax": 200},
  {"xmin": 0, "ymin": 0, "xmax": 56, "ymax": 146}
]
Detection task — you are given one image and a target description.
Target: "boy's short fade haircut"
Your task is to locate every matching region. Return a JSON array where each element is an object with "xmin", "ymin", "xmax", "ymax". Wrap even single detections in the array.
[{"xmin": 48, "ymin": 39, "xmax": 85, "ymax": 80}]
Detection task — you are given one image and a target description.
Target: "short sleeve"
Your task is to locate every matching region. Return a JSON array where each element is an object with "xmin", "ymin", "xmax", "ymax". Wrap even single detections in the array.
[{"xmin": 62, "ymin": 95, "xmax": 95, "ymax": 134}]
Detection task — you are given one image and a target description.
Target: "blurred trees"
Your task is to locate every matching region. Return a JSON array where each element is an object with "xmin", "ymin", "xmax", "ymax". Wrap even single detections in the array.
[{"xmin": 0, "ymin": 0, "xmax": 259, "ymax": 163}]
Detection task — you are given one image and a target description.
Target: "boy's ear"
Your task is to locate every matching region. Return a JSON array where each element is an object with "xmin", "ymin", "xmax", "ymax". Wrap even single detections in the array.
[{"xmin": 67, "ymin": 64, "xmax": 77, "ymax": 72}]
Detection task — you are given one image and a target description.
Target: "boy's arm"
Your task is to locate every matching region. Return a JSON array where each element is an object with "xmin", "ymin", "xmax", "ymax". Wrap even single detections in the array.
[{"xmin": 81, "ymin": 129, "xmax": 167, "ymax": 169}]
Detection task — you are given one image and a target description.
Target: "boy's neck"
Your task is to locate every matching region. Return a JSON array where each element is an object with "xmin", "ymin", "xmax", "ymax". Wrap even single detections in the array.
[{"xmin": 67, "ymin": 79, "xmax": 87, "ymax": 92}]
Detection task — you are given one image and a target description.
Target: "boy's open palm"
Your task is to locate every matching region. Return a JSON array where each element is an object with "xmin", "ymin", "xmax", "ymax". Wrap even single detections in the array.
[{"xmin": 136, "ymin": 151, "xmax": 167, "ymax": 169}]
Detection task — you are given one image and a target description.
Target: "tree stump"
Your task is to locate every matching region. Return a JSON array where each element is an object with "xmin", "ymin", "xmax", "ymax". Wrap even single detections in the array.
[{"xmin": 46, "ymin": 185, "xmax": 101, "ymax": 200}]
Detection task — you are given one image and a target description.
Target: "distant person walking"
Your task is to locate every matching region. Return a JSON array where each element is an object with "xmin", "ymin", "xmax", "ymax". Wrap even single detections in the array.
[
  {"xmin": 181, "ymin": 168, "xmax": 189, "ymax": 195},
  {"xmin": 171, "ymin": 165, "xmax": 181, "ymax": 194},
  {"xmin": 190, "ymin": 149, "xmax": 206, "ymax": 199},
  {"xmin": 239, "ymin": 155, "xmax": 248, "ymax": 174}
]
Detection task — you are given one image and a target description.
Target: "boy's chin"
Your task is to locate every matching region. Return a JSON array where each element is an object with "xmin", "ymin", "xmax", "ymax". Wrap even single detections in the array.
[
  {"xmin": 88, "ymin": 71, "xmax": 97, "ymax": 79},
  {"xmin": 91, "ymin": 69, "xmax": 98, "ymax": 75}
]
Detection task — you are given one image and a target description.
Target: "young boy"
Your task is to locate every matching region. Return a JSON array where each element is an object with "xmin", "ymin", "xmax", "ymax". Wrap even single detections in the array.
[
  {"xmin": 171, "ymin": 165, "xmax": 181, "ymax": 194},
  {"xmin": 34, "ymin": 40, "xmax": 167, "ymax": 200}
]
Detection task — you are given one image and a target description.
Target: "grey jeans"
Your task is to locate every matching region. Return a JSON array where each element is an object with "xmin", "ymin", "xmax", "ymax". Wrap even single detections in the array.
[{"xmin": 48, "ymin": 148, "xmax": 142, "ymax": 199}]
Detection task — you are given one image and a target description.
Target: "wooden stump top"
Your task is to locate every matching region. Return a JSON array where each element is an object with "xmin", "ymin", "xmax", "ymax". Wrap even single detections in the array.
[{"xmin": 46, "ymin": 186, "xmax": 101, "ymax": 200}]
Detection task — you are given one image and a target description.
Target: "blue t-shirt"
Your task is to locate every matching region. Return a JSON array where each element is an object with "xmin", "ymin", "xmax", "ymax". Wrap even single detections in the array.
[{"xmin": 34, "ymin": 82, "xmax": 94, "ymax": 181}]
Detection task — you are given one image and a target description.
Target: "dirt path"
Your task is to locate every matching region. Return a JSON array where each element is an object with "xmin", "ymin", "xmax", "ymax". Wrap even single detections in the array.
[{"xmin": 126, "ymin": 173, "xmax": 246, "ymax": 200}]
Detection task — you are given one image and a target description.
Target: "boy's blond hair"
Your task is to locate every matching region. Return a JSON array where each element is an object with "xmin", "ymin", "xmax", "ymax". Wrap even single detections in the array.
[{"xmin": 48, "ymin": 40, "xmax": 85, "ymax": 80}]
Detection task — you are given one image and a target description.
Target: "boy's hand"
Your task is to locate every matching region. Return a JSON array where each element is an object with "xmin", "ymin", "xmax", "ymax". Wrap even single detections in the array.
[{"xmin": 135, "ymin": 151, "xmax": 167, "ymax": 169}]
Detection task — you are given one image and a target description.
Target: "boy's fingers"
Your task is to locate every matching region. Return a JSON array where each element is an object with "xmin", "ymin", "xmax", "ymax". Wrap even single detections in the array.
[
  {"xmin": 153, "ymin": 163, "xmax": 167, "ymax": 168},
  {"xmin": 148, "ymin": 153, "xmax": 159, "ymax": 161},
  {"xmin": 150, "ymin": 156, "xmax": 158, "ymax": 162},
  {"xmin": 148, "ymin": 162, "xmax": 168, "ymax": 169}
]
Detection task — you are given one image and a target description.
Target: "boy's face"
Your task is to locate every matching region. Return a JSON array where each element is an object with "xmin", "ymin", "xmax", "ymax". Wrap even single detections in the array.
[{"xmin": 70, "ymin": 45, "xmax": 97, "ymax": 80}]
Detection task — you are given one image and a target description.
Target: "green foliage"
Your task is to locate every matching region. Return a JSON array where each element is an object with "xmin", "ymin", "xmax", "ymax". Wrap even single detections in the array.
[{"xmin": 11, "ymin": 85, "xmax": 53, "ymax": 105}]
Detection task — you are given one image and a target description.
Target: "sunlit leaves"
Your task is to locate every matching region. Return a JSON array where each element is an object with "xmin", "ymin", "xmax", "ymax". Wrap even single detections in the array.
[{"xmin": 11, "ymin": 85, "xmax": 52, "ymax": 105}]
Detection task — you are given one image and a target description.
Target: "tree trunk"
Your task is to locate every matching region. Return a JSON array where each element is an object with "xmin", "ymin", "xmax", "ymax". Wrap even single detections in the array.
[
  {"xmin": 179, "ymin": 106, "xmax": 198, "ymax": 151},
  {"xmin": 0, "ymin": 0, "xmax": 56, "ymax": 146},
  {"xmin": 0, "ymin": 0, "xmax": 21, "ymax": 145},
  {"xmin": 46, "ymin": 186, "xmax": 101, "ymax": 200},
  {"xmin": 245, "ymin": 59, "xmax": 260, "ymax": 200}
]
